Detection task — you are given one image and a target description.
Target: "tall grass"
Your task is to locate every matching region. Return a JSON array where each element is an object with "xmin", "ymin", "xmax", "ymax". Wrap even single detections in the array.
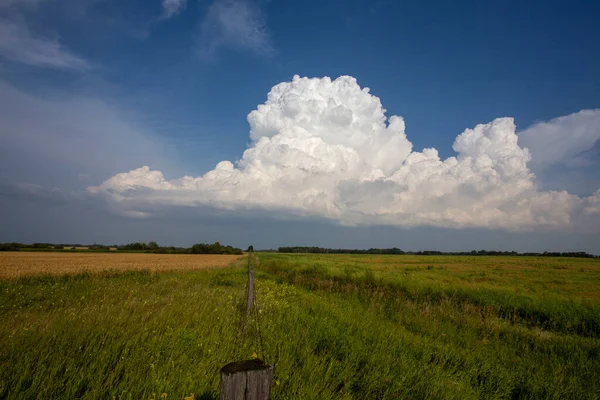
[
  {"xmin": 1, "ymin": 254, "xmax": 599, "ymax": 399},
  {"xmin": 258, "ymin": 254, "xmax": 600, "ymax": 336}
]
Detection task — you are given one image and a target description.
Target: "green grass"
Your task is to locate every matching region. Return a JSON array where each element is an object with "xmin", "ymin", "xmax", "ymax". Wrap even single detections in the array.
[{"xmin": 1, "ymin": 254, "xmax": 599, "ymax": 399}]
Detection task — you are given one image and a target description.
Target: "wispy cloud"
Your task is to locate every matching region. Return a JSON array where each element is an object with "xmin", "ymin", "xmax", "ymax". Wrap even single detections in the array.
[
  {"xmin": 161, "ymin": 0, "xmax": 187, "ymax": 19},
  {"xmin": 518, "ymin": 109, "xmax": 600, "ymax": 169},
  {"xmin": 0, "ymin": 16, "xmax": 90, "ymax": 70},
  {"xmin": 196, "ymin": 0, "xmax": 272, "ymax": 60}
]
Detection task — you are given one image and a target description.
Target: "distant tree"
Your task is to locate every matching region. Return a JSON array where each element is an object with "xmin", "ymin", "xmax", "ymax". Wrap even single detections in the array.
[
  {"xmin": 89, "ymin": 244, "xmax": 110, "ymax": 251},
  {"xmin": 121, "ymin": 242, "xmax": 148, "ymax": 251},
  {"xmin": 190, "ymin": 242, "xmax": 243, "ymax": 255},
  {"xmin": 247, "ymin": 245, "xmax": 254, "ymax": 252},
  {"xmin": 0, "ymin": 242, "xmax": 25, "ymax": 251},
  {"xmin": 148, "ymin": 241, "xmax": 159, "ymax": 250}
]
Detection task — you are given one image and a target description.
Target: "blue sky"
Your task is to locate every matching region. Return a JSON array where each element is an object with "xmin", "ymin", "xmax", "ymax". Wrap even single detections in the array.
[{"xmin": 1, "ymin": 0, "xmax": 599, "ymax": 252}]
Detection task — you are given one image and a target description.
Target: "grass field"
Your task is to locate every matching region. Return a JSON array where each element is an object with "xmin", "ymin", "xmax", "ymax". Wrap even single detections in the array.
[{"xmin": 1, "ymin": 252, "xmax": 599, "ymax": 399}]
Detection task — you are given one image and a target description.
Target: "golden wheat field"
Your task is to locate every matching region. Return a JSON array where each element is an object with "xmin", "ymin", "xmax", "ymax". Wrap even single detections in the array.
[{"xmin": 0, "ymin": 252, "xmax": 244, "ymax": 279}]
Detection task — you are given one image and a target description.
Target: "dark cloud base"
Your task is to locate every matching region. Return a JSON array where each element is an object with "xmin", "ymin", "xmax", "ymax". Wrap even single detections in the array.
[{"xmin": 1, "ymin": 191, "xmax": 598, "ymax": 254}]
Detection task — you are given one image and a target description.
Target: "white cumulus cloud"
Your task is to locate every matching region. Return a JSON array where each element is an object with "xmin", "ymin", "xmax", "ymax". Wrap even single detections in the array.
[{"xmin": 88, "ymin": 75, "xmax": 600, "ymax": 231}]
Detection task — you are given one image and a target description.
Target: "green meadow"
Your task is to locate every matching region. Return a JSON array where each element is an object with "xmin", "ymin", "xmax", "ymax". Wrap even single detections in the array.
[{"xmin": 1, "ymin": 253, "xmax": 599, "ymax": 399}]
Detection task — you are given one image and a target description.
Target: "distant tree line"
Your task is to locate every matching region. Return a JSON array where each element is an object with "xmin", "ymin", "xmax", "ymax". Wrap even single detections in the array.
[
  {"xmin": 277, "ymin": 247, "xmax": 597, "ymax": 258},
  {"xmin": 0, "ymin": 243, "xmax": 116, "ymax": 251},
  {"xmin": 119, "ymin": 241, "xmax": 160, "ymax": 251},
  {"xmin": 1, "ymin": 242, "xmax": 594, "ymax": 257},
  {"xmin": 117, "ymin": 241, "xmax": 242, "ymax": 255},
  {"xmin": 0, "ymin": 241, "xmax": 243, "ymax": 255},
  {"xmin": 0, "ymin": 243, "xmax": 26, "ymax": 251},
  {"xmin": 278, "ymin": 246, "xmax": 405, "ymax": 255},
  {"xmin": 411, "ymin": 250, "xmax": 596, "ymax": 258},
  {"xmin": 189, "ymin": 242, "xmax": 242, "ymax": 255}
]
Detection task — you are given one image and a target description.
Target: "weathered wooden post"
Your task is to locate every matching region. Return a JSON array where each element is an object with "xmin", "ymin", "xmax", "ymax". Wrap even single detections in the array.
[
  {"xmin": 220, "ymin": 360, "xmax": 274, "ymax": 400},
  {"xmin": 220, "ymin": 253, "xmax": 273, "ymax": 400}
]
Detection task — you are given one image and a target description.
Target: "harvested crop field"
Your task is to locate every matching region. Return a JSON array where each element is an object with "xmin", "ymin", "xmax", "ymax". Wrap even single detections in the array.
[{"xmin": 0, "ymin": 252, "xmax": 244, "ymax": 279}]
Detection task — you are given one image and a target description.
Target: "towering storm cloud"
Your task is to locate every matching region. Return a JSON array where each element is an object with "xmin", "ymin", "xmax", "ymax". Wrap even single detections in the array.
[{"xmin": 89, "ymin": 76, "xmax": 600, "ymax": 231}]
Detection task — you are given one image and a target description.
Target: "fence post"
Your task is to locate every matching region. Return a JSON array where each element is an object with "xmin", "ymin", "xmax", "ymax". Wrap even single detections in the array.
[
  {"xmin": 246, "ymin": 255, "xmax": 254, "ymax": 316},
  {"xmin": 220, "ymin": 254, "xmax": 273, "ymax": 400},
  {"xmin": 219, "ymin": 360, "xmax": 273, "ymax": 400}
]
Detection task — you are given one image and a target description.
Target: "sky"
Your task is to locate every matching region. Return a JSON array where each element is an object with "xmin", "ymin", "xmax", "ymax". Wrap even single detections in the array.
[{"xmin": 1, "ymin": 0, "xmax": 599, "ymax": 253}]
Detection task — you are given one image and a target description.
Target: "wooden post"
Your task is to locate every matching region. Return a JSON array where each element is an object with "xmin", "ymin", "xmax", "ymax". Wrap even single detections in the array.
[
  {"xmin": 220, "ymin": 254, "xmax": 273, "ymax": 399},
  {"xmin": 220, "ymin": 360, "xmax": 273, "ymax": 400},
  {"xmin": 246, "ymin": 255, "xmax": 254, "ymax": 316}
]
